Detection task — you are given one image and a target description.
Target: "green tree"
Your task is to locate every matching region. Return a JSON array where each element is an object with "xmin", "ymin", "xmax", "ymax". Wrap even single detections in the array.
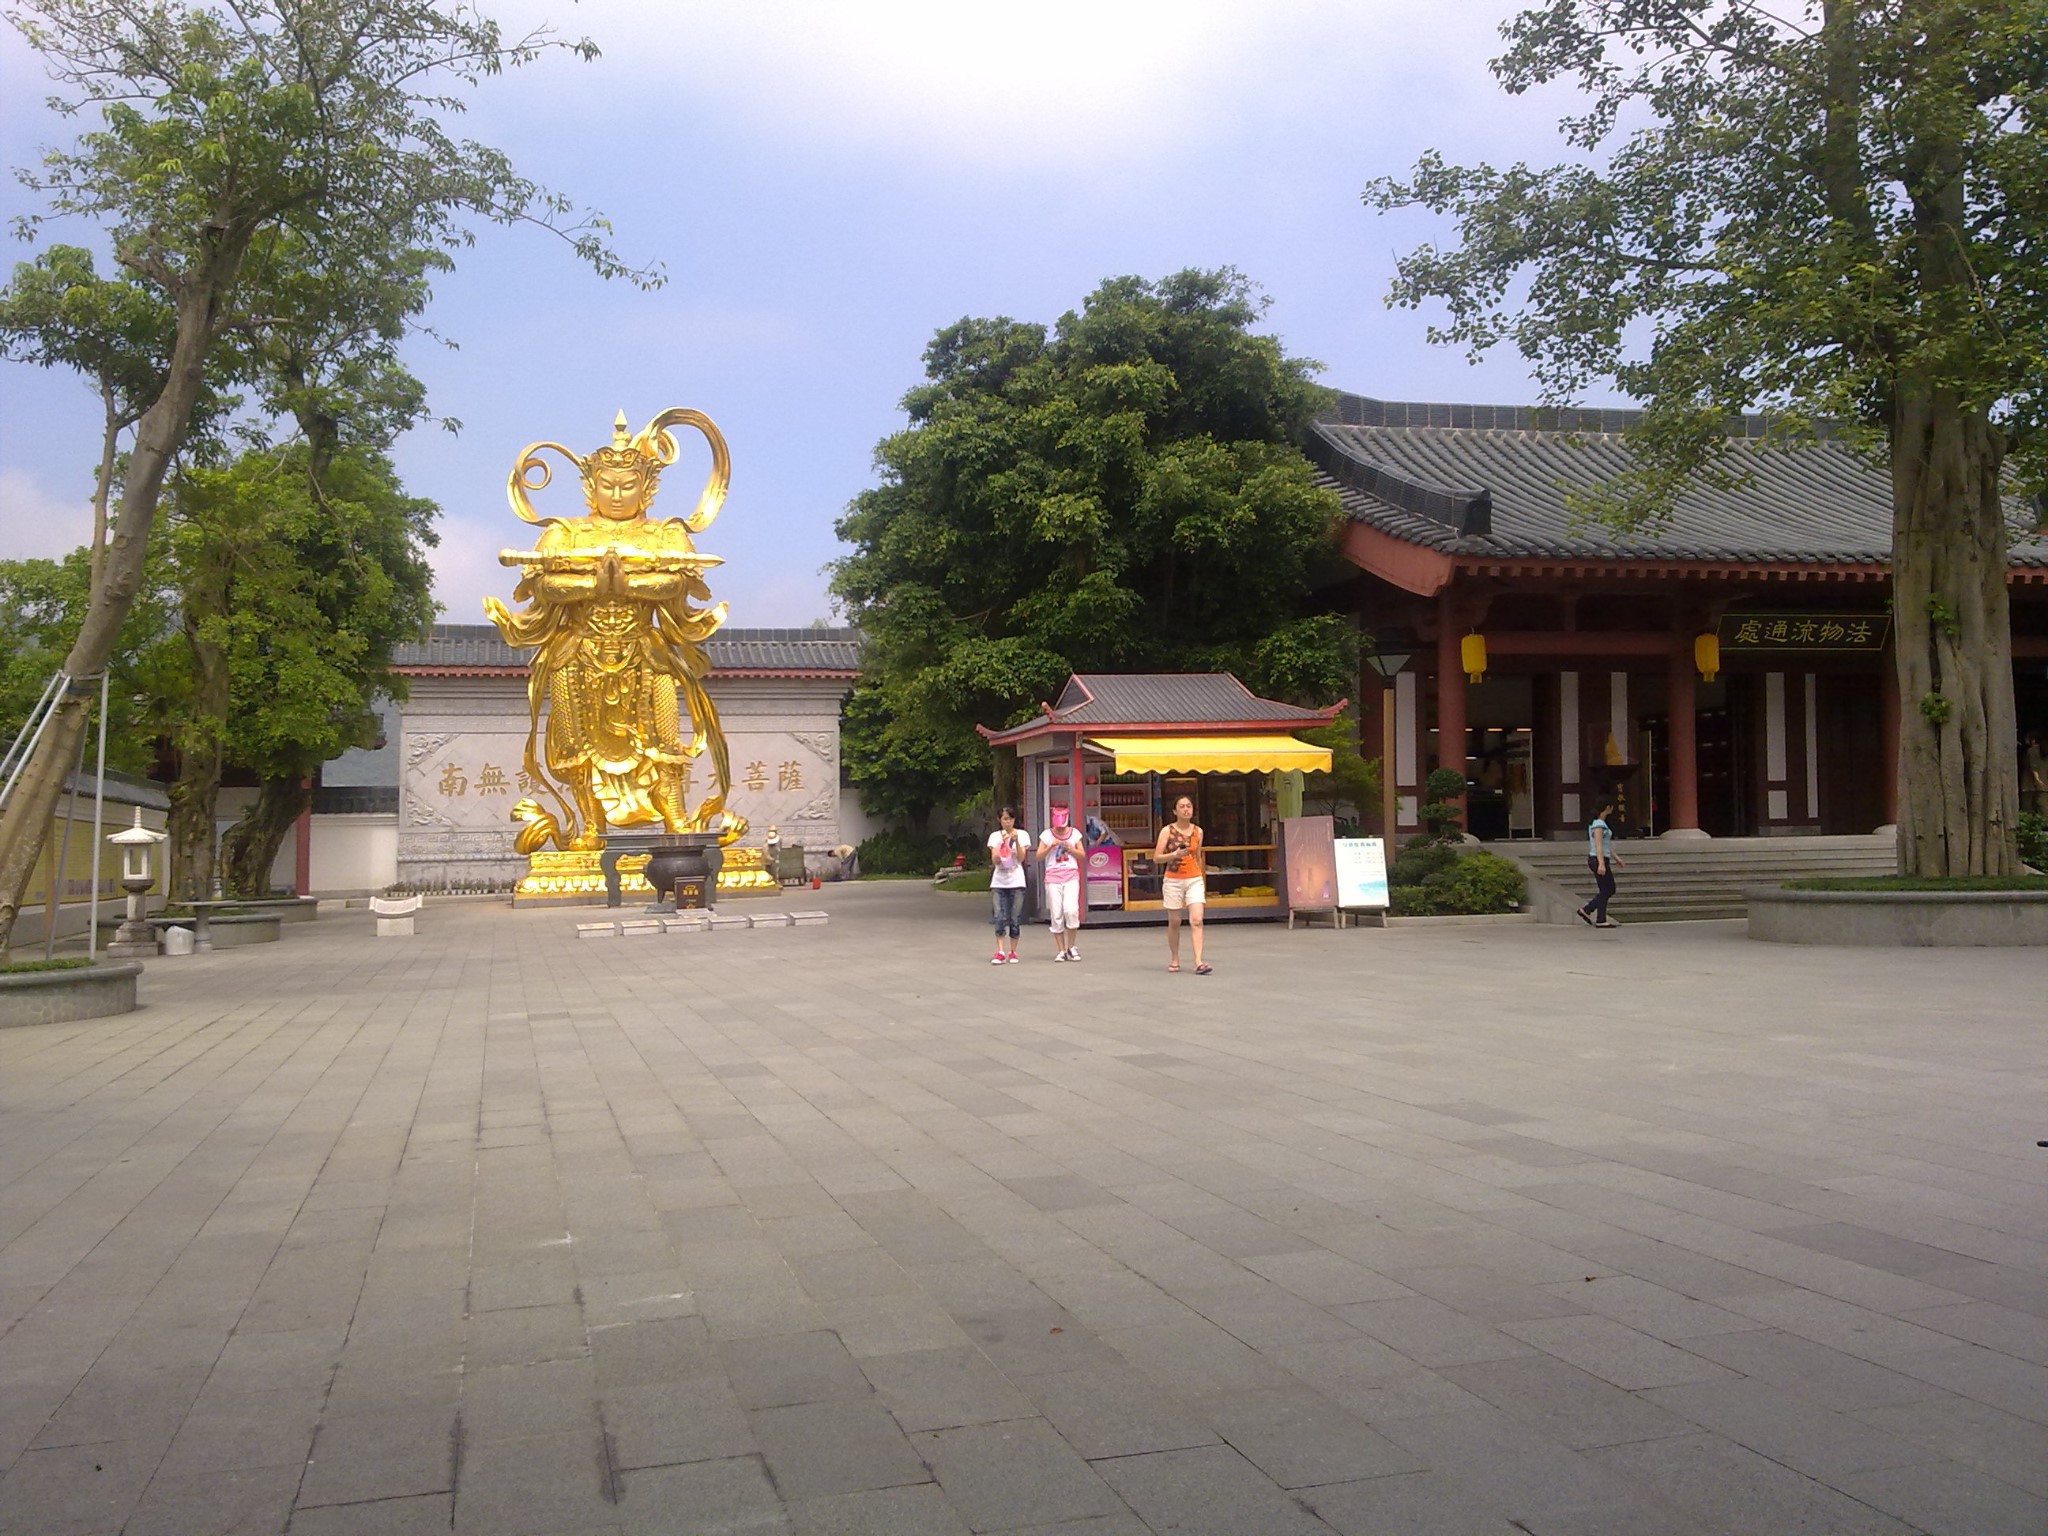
[
  {"xmin": 0, "ymin": 249, "xmax": 190, "ymax": 584},
  {"xmin": 832, "ymin": 269, "xmax": 1353, "ymax": 828},
  {"xmin": 0, "ymin": 0, "xmax": 652, "ymax": 949},
  {"xmin": 0, "ymin": 549, "xmax": 176, "ymax": 778},
  {"xmin": 146, "ymin": 446, "xmax": 433, "ymax": 901},
  {"xmin": 215, "ymin": 449, "xmax": 435, "ymax": 897},
  {"xmin": 1364, "ymin": 0, "xmax": 2041, "ymax": 877}
]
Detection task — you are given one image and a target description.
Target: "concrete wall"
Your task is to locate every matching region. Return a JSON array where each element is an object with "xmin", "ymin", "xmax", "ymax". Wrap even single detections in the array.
[
  {"xmin": 1749, "ymin": 888, "xmax": 2048, "ymax": 946},
  {"xmin": 309, "ymin": 814, "xmax": 398, "ymax": 895}
]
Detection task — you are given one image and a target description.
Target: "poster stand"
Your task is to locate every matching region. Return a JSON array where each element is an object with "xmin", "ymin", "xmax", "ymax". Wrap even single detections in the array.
[
  {"xmin": 1334, "ymin": 837, "xmax": 1392, "ymax": 928},
  {"xmin": 1279, "ymin": 816, "xmax": 1343, "ymax": 929}
]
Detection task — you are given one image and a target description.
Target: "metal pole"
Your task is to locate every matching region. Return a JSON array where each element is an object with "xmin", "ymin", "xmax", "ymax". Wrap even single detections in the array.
[
  {"xmin": 0, "ymin": 669, "xmax": 65, "ymax": 782},
  {"xmin": 1381, "ymin": 681, "xmax": 1399, "ymax": 850},
  {"xmin": 43, "ymin": 722, "xmax": 90, "ymax": 959},
  {"xmin": 0, "ymin": 670, "xmax": 69, "ymax": 810},
  {"xmin": 87, "ymin": 672, "xmax": 110, "ymax": 960}
]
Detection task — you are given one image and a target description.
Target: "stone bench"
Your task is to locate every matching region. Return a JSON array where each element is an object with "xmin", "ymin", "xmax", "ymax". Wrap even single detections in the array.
[
  {"xmin": 371, "ymin": 894, "xmax": 424, "ymax": 937},
  {"xmin": 0, "ymin": 962, "xmax": 143, "ymax": 1027},
  {"xmin": 225, "ymin": 897, "xmax": 319, "ymax": 923},
  {"xmin": 149, "ymin": 914, "xmax": 281, "ymax": 949}
]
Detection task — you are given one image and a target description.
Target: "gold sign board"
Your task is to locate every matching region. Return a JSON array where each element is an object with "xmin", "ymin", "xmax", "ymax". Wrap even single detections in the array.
[{"xmin": 1717, "ymin": 613, "xmax": 1890, "ymax": 652}]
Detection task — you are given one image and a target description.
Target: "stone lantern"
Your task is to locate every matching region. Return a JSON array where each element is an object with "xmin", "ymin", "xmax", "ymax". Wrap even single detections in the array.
[{"xmin": 105, "ymin": 808, "xmax": 167, "ymax": 958}]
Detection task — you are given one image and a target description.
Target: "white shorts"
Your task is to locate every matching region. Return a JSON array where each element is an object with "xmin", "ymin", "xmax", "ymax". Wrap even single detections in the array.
[
  {"xmin": 1045, "ymin": 880, "xmax": 1082, "ymax": 932},
  {"xmin": 1163, "ymin": 875, "xmax": 1206, "ymax": 910}
]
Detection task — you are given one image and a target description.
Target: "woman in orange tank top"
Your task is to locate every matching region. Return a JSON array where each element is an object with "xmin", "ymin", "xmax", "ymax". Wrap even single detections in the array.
[{"xmin": 1152, "ymin": 795, "xmax": 1209, "ymax": 973}]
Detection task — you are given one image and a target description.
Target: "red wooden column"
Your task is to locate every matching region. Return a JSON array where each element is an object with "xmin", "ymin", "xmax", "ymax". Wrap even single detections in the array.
[
  {"xmin": 1435, "ymin": 593, "xmax": 1468, "ymax": 810},
  {"xmin": 1666, "ymin": 637, "xmax": 1701, "ymax": 834}
]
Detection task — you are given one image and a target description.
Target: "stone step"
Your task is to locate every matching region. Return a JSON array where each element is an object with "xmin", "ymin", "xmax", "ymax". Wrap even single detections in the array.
[{"xmin": 1488, "ymin": 835, "xmax": 1897, "ymax": 924}]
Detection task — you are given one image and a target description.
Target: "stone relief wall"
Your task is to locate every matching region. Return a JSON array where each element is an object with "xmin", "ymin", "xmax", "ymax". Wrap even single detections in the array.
[{"xmin": 394, "ymin": 674, "xmax": 847, "ymax": 890}]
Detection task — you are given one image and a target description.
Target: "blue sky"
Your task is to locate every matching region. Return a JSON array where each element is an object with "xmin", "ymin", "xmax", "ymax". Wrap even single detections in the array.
[{"xmin": 0, "ymin": 1, "xmax": 1616, "ymax": 626}]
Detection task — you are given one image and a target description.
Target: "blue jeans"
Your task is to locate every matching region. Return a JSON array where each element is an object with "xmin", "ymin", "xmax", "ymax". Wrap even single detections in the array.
[{"xmin": 991, "ymin": 884, "xmax": 1024, "ymax": 939}]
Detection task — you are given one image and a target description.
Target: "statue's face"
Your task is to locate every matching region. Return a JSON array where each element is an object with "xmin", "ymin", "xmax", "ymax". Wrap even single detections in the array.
[{"xmin": 587, "ymin": 466, "xmax": 650, "ymax": 521}]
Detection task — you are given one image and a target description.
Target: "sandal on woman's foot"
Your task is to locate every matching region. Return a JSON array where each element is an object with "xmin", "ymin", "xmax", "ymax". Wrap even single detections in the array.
[
  {"xmin": 1194, "ymin": 963, "xmax": 1213, "ymax": 975},
  {"xmin": 1167, "ymin": 962, "xmax": 1181, "ymax": 972}
]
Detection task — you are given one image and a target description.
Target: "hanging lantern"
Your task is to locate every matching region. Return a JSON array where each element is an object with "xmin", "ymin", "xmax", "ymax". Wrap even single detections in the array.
[
  {"xmin": 1694, "ymin": 632, "xmax": 1720, "ymax": 682},
  {"xmin": 1460, "ymin": 632, "xmax": 1488, "ymax": 684}
]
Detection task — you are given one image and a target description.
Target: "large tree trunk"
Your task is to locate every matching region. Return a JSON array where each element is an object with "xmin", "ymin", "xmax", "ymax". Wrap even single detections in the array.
[
  {"xmin": 165, "ymin": 753, "xmax": 220, "ymax": 905},
  {"xmin": 1890, "ymin": 386, "xmax": 2020, "ymax": 876},
  {"xmin": 0, "ymin": 243, "xmax": 245, "ymax": 951},
  {"xmin": 220, "ymin": 776, "xmax": 309, "ymax": 899}
]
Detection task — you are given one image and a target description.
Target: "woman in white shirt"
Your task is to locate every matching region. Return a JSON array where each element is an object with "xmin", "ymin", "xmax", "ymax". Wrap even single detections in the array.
[{"xmin": 986, "ymin": 807, "xmax": 1028, "ymax": 963}]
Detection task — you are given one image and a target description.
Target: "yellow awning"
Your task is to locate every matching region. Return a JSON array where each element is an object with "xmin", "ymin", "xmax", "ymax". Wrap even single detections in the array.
[{"xmin": 1088, "ymin": 734, "xmax": 1331, "ymax": 776}]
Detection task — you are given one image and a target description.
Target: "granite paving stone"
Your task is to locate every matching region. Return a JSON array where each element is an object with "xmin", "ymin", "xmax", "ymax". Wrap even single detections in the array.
[
  {"xmin": 1191, "ymin": 1384, "xmax": 1426, "ymax": 1488},
  {"xmin": 1021, "ymin": 1360, "xmax": 1219, "ymax": 1460},
  {"xmin": 0, "ymin": 887, "xmax": 2039, "ymax": 1535},
  {"xmin": 747, "ymin": 1398, "xmax": 930, "ymax": 1499},
  {"xmin": 914, "ymin": 1417, "xmax": 1125, "ymax": 1530},
  {"xmin": 856, "ymin": 1345, "xmax": 1035, "ymax": 1432},
  {"xmin": 1092, "ymin": 1444, "xmax": 1336, "ymax": 1535},
  {"xmin": 600, "ymin": 1375, "xmax": 755, "ymax": 1469}
]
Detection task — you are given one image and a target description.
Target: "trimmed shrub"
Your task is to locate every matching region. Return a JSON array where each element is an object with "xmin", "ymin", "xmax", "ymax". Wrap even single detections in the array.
[
  {"xmin": 2020, "ymin": 811, "xmax": 2046, "ymax": 873},
  {"xmin": 1419, "ymin": 766, "xmax": 1468, "ymax": 843},
  {"xmin": 1389, "ymin": 840, "xmax": 1459, "ymax": 888},
  {"xmin": 1390, "ymin": 848, "xmax": 1526, "ymax": 916}
]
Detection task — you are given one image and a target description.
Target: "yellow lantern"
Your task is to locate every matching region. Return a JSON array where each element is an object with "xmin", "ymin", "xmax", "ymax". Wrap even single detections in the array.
[
  {"xmin": 1694, "ymin": 632, "xmax": 1720, "ymax": 682},
  {"xmin": 1460, "ymin": 631, "xmax": 1488, "ymax": 684}
]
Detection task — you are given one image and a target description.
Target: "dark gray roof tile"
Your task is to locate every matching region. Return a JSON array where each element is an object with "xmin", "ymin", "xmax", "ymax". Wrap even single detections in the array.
[
  {"xmin": 395, "ymin": 624, "xmax": 862, "ymax": 672},
  {"xmin": 1050, "ymin": 674, "xmax": 1331, "ymax": 725},
  {"xmin": 1310, "ymin": 403, "xmax": 2048, "ymax": 567}
]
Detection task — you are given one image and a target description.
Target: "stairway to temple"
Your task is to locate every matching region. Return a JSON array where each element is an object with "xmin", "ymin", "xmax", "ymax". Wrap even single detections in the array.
[{"xmin": 1490, "ymin": 834, "xmax": 1897, "ymax": 923}]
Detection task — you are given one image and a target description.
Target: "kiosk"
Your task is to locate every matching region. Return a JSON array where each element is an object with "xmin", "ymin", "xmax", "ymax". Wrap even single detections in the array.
[{"xmin": 980, "ymin": 674, "xmax": 1343, "ymax": 926}]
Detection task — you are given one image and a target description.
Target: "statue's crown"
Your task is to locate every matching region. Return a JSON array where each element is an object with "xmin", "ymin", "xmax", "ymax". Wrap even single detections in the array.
[{"xmin": 580, "ymin": 410, "xmax": 664, "ymax": 484}]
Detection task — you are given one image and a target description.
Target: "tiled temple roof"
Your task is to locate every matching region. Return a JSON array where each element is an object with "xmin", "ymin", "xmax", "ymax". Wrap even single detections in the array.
[
  {"xmin": 394, "ymin": 624, "xmax": 862, "ymax": 675},
  {"xmin": 1310, "ymin": 393, "xmax": 2048, "ymax": 568}
]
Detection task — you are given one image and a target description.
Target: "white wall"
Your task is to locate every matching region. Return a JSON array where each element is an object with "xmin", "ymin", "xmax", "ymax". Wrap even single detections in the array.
[{"xmin": 308, "ymin": 814, "xmax": 398, "ymax": 894}]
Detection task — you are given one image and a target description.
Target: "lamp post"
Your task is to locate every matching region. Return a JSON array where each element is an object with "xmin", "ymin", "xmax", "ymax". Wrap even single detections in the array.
[
  {"xmin": 1363, "ymin": 643, "xmax": 1413, "ymax": 852},
  {"xmin": 106, "ymin": 809, "xmax": 167, "ymax": 958}
]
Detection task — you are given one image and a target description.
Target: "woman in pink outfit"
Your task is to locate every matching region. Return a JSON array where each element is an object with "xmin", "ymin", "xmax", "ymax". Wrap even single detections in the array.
[{"xmin": 1037, "ymin": 805, "xmax": 1086, "ymax": 961}]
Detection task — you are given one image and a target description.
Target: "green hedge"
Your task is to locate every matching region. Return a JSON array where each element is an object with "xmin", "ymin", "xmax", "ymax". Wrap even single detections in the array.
[
  {"xmin": 2020, "ymin": 811, "xmax": 2046, "ymax": 873},
  {"xmin": 1388, "ymin": 846, "xmax": 1526, "ymax": 916},
  {"xmin": 856, "ymin": 829, "xmax": 977, "ymax": 876},
  {"xmin": 0, "ymin": 956, "xmax": 96, "ymax": 976}
]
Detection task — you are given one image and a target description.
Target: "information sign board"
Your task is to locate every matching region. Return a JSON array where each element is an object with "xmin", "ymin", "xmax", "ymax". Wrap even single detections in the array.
[{"xmin": 1334, "ymin": 837, "xmax": 1390, "ymax": 911}]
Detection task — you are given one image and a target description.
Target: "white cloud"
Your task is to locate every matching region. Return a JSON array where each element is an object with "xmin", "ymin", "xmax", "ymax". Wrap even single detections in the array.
[
  {"xmin": 423, "ymin": 511, "xmax": 518, "ymax": 626},
  {"xmin": 0, "ymin": 468, "xmax": 95, "ymax": 561},
  {"xmin": 499, "ymin": 0, "xmax": 1514, "ymax": 170}
]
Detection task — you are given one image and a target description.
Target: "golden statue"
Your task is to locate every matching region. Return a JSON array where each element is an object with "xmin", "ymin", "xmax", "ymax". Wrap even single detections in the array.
[{"xmin": 487, "ymin": 408, "xmax": 761, "ymax": 901}]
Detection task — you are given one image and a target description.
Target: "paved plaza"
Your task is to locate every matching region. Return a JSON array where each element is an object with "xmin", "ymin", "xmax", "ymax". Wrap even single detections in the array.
[{"xmin": 1, "ymin": 885, "xmax": 2044, "ymax": 1536}]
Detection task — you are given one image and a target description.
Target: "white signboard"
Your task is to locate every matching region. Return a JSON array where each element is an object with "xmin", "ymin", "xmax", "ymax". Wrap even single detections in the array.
[{"xmin": 1334, "ymin": 837, "xmax": 1390, "ymax": 910}]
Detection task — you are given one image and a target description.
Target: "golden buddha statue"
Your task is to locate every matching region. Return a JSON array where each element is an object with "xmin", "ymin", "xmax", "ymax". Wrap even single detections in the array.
[{"xmin": 487, "ymin": 409, "xmax": 752, "ymax": 897}]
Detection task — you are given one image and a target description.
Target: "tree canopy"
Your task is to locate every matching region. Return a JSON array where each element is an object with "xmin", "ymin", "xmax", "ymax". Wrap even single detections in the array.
[
  {"xmin": 831, "ymin": 269, "xmax": 1354, "ymax": 827},
  {"xmin": 1365, "ymin": 0, "xmax": 2044, "ymax": 875}
]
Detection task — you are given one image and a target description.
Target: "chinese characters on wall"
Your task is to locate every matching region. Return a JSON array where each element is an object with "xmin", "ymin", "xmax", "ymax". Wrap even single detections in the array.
[{"xmin": 1716, "ymin": 613, "xmax": 1890, "ymax": 652}]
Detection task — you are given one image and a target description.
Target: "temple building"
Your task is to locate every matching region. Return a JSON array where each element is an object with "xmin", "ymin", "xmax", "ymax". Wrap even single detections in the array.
[{"xmin": 1309, "ymin": 394, "xmax": 2048, "ymax": 840}]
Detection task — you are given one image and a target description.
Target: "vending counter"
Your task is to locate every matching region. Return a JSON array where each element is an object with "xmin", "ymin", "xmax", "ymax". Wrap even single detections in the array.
[{"xmin": 978, "ymin": 673, "xmax": 1343, "ymax": 927}]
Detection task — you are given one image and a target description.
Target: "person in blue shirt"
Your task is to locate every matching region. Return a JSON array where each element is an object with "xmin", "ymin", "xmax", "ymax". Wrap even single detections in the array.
[{"xmin": 1577, "ymin": 802, "xmax": 1625, "ymax": 928}]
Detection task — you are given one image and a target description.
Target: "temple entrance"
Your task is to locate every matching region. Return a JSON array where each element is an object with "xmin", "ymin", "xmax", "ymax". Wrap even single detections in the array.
[
  {"xmin": 1817, "ymin": 673, "xmax": 1886, "ymax": 834},
  {"xmin": 1696, "ymin": 678, "xmax": 1752, "ymax": 837}
]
